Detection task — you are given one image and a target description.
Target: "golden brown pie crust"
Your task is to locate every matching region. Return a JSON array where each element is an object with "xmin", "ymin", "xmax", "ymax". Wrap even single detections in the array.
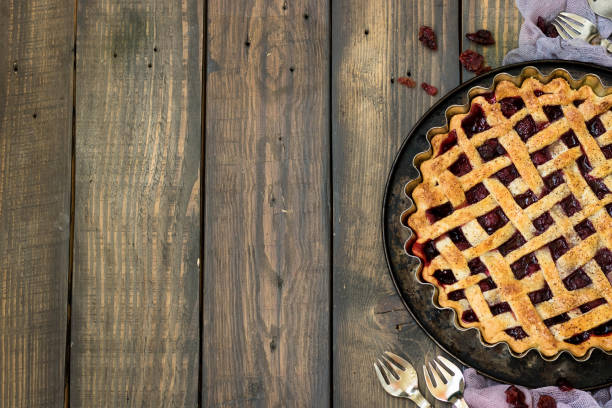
[{"xmin": 408, "ymin": 77, "xmax": 612, "ymax": 358}]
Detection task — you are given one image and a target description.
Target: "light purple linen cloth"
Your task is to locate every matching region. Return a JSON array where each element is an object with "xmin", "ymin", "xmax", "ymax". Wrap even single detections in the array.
[
  {"xmin": 464, "ymin": 368, "xmax": 612, "ymax": 407},
  {"xmin": 503, "ymin": 0, "xmax": 612, "ymax": 67}
]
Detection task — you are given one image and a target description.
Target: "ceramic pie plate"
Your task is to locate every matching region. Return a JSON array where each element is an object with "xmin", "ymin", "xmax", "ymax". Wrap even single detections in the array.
[{"xmin": 382, "ymin": 60, "xmax": 612, "ymax": 389}]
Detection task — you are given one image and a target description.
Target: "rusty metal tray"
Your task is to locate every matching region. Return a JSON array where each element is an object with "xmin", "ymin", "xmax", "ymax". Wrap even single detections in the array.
[{"xmin": 382, "ymin": 60, "xmax": 612, "ymax": 389}]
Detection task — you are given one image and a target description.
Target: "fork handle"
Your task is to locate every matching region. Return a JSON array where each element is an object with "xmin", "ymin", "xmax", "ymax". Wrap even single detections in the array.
[
  {"xmin": 452, "ymin": 397, "xmax": 469, "ymax": 408},
  {"xmin": 407, "ymin": 390, "xmax": 431, "ymax": 408},
  {"xmin": 600, "ymin": 38, "xmax": 612, "ymax": 53}
]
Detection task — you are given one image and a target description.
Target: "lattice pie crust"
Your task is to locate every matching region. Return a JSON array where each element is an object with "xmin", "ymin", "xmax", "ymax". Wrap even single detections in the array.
[{"xmin": 408, "ymin": 77, "xmax": 612, "ymax": 358}]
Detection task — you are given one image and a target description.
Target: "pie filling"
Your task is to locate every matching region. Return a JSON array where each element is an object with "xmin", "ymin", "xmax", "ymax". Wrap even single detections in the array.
[{"xmin": 407, "ymin": 77, "xmax": 612, "ymax": 356}]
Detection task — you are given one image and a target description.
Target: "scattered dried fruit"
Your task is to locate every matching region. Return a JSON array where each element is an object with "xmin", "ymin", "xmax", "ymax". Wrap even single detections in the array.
[
  {"xmin": 537, "ymin": 395, "xmax": 557, "ymax": 408},
  {"xmin": 397, "ymin": 76, "xmax": 416, "ymax": 88},
  {"xmin": 505, "ymin": 385, "xmax": 528, "ymax": 408},
  {"xmin": 466, "ymin": 29, "xmax": 495, "ymax": 45},
  {"xmin": 556, "ymin": 378, "xmax": 573, "ymax": 391},
  {"xmin": 421, "ymin": 82, "xmax": 438, "ymax": 96},
  {"xmin": 537, "ymin": 16, "xmax": 559, "ymax": 38},
  {"xmin": 459, "ymin": 49, "xmax": 491, "ymax": 75},
  {"xmin": 419, "ymin": 26, "xmax": 437, "ymax": 50}
]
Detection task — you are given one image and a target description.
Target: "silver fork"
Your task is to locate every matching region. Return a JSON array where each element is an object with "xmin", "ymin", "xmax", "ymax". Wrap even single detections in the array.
[
  {"xmin": 374, "ymin": 351, "xmax": 431, "ymax": 407},
  {"xmin": 423, "ymin": 355, "xmax": 469, "ymax": 408},
  {"xmin": 553, "ymin": 12, "xmax": 612, "ymax": 52}
]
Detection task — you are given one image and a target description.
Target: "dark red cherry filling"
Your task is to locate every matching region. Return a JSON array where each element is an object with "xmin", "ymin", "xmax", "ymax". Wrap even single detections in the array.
[
  {"xmin": 586, "ymin": 177, "xmax": 610, "ymax": 199},
  {"xmin": 465, "ymin": 183, "xmax": 489, "ymax": 204},
  {"xmin": 559, "ymin": 194, "xmax": 582, "ymax": 217},
  {"xmin": 433, "ymin": 269, "xmax": 457, "ymax": 285},
  {"xmin": 528, "ymin": 284, "xmax": 553, "ymax": 305},
  {"xmin": 602, "ymin": 144, "xmax": 612, "ymax": 159},
  {"xmin": 534, "ymin": 90, "xmax": 545, "ymax": 97},
  {"xmin": 543, "ymin": 170, "xmax": 565, "ymax": 191},
  {"xmin": 576, "ymin": 155, "xmax": 592, "ymax": 175},
  {"xmin": 481, "ymin": 91, "xmax": 496, "ymax": 104},
  {"xmin": 505, "ymin": 326, "xmax": 528, "ymax": 340},
  {"xmin": 563, "ymin": 268, "xmax": 592, "ymax": 291},
  {"xmin": 561, "ymin": 129, "xmax": 579, "ymax": 148},
  {"xmin": 498, "ymin": 232, "xmax": 526, "ymax": 257},
  {"xmin": 449, "ymin": 153, "xmax": 473, "ymax": 177},
  {"xmin": 565, "ymin": 331, "xmax": 591, "ymax": 345},
  {"xmin": 511, "ymin": 253, "xmax": 540, "ymax": 279},
  {"xmin": 505, "ymin": 385, "xmax": 528, "ymax": 408},
  {"xmin": 477, "ymin": 207, "xmax": 509, "ymax": 235},
  {"xmin": 543, "ymin": 105, "xmax": 564, "ymax": 122},
  {"xmin": 593, "ymin": 319, "xmax": 612, "ymax": 336},
  {"xmin": 530, "ymin": 147, "xmax": 551, "ymax": 166},
  {"xmin": 595, "ymin": 248, "xmax": 612, "ymax": 274},
  {"xmin": 579, "ymin": 298, "xmax": 606, "ymax": 313},
  {"xmin": 448, "ymin": 227, "xmax": 471, "ymax": 250},
  {"xmin": 533, "ymin": 212, "xmax": 554, "ymax": 235},
  {"xmin": 548, "ymin": 237, "xmax": 570, "ymax": 261},
  {"xmin": 573, "ymin": 99, "xmax": 585, "ymax": 107},
  {"xmin": 413, "ymin": 240, "xmax": 440, "ymax": 262},
  {"xmin": 500, "ymin": 96, "xmax": 525, "ymax": 118},
  {"xmin": 574, "ymin": 219, "xmax": 595, "ymax": 239},
  {"xmin": 514, "ymin": 115, "xmax": 539, "ymax": 141},
  {"xmin": 468, "ymin": 257, "xmax": 488, "ymax": 275},
  {"xmin": 426, "ymin": 202, "xmax": 454, "ymax": 223},
  {"xmin": 438, "ymin": 130, "xmax": 458, "ymax": 155},
  {"xmin": 490, "ymin": 302, "xmax": 511, "ymax": 316},
  {"xmin": 461, "ymin": 309, "xmax": 479, "ymax": 323},
  {"xmin": 514, "ymin": 190, "xmax": 538, "ymax": 209},
  {"xmin": 543, "ymin": 313, "xmax": 570, "ymax": 327},
  {"xmin": 495, "ymin": 165, "xmax": 520, "ymax": 186},
  {"xmin": 448, "ymin": 289, "xmax": 466, "ymax": 301},
  {"xmin": 461, "ymin": 104, "xmax": 491, "ymax": 138},
  {"xmin": 477, "ymin": 138, "xmax": 507, "ymax": 162},
  {"xmin": 478, "ymin": 277, "xmax": 497, "ymax": 292},
  {"xmin": 586, "ymin": 115, "xmax": 606, "ymax": 137}
]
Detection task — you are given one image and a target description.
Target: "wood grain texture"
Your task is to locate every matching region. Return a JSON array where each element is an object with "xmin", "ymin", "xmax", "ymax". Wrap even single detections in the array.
[
  {"xmin": 0, "ymin": 0, "xmax": 74, "ymax": 406},
  {"xmin": 462, "ymin": 0, "xmax": 522, "ymax": 79},
  {"xmin": 203, "ymin": 0, "xmax": 330, "ymax": 406},
  {"xmin": 70, "ymin": 0, "xmax": 202, "ymax": 406},
  {"xmin": 332, "ymin": 1, "xmax": 460, "ymax": 406}
]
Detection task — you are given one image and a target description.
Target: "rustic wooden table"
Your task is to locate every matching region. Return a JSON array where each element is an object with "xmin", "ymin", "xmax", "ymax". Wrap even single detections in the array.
[{"xmin": 0, "ymin": 0, "xmax": 521, "ymax": 406}]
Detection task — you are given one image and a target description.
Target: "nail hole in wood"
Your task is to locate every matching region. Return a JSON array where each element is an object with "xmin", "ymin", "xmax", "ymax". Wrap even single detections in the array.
[
  {"xmin": 32, "ymin": 113, "xmax": 37, "ymax": 119},
  {"xmin": 13, "ymin": 63, "xmax": 18, "ymax": 73},
  {"xmin": 303, "ymin": 13, "xmax": 309, "ymax": 20},
  {"xmin": 407, "ymin": 71, "xmax": 411, "ymax": 77},
  {"xmin": 390, "ymin": 76, "xmax": 395, "ymax": 84},
  {"xmin": 148, "ymin": 62, "xmax": 152, "ymax": 68},
  {"xmin": 364, "ymin": 29, "xmax": 369, "ymax": 35},
  {"xmin": 153, "ymin": 47, "xmax": 158, "ymax": 52},
  {"xmin": 282, "ymin": 1, "xmax": 287, "ymax": 10},
  {"xmin": 289, "ymin": 66, "xmax": 294, "ymax": 73},
  {"xmin": 245, "ymin": 40, "xmax": 251, "ymax": 47},
  {"xmin": 113, "ymin": 52, "xmax": 117, "ymax": 58}
]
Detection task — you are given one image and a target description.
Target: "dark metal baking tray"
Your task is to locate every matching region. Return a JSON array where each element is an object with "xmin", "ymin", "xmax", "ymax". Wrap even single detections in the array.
[{"xmin": 382, "ymin": 60, "xmax": 612, "ymax": 389}]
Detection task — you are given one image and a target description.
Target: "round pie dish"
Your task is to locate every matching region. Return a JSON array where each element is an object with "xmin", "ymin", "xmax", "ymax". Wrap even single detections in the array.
[{"xmin": 383, "ymin": 61, "xmax": 612, "ymax": 388}]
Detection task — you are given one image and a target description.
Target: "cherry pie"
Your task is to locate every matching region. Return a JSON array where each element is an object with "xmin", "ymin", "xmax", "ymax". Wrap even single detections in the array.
[{"xmin": 407, "ymin": 77, "xmax": 612, "ymax": 357}]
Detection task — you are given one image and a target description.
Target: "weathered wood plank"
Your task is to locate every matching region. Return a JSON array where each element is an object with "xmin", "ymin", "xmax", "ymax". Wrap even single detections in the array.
[
  {"xmin": 462, "ymin": 0, "xmax": 522, "ymax": 79},
  {"xmin": 70, "ymin": 1, "xmax": 202, "ymax": 406},
  {"xmin": 332, "ymin": 1, "xmax": 460, "ymax": 406},
  {"xmin": 203, "ymin": 0, "xmax": 331, "ymax": 406},
  {"xmin": 0, "ymin": 0, "xmax": 74, "ymax": 406}
]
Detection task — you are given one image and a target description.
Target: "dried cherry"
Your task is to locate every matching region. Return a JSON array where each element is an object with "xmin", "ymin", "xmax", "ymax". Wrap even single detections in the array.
[
  {"xmin": 466, "ymin": 29, "xmax": 495, "ymax": 45},
  {"xmin": 421, "ymin": 82, "xmax": 438, "ymax": 96},
  {"xmin": 418, "ymin": 26, "xmax": 437, "ymax": 50},
  {"xmin": 397, "ymin": 76, "xmax": 416, "ymax": 88},
  {"xmin": 537, "ymin": 16, "xmax": 559, "ymax": 38}
]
